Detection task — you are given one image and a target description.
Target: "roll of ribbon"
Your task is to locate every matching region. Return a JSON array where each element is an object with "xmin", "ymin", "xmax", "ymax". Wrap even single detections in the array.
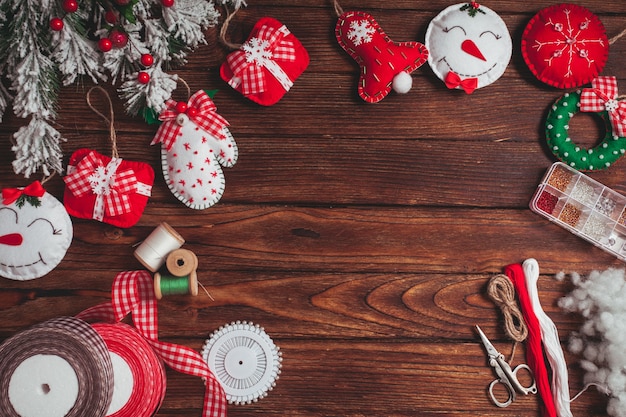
[
  {"xmin": 154, "ymin": 271, "xmax": 198, "ymax": 300},
  {"xmin": 91, "ymin": 323, "xmax": 166, "ymax": 417},
  {"xmin": 165, "ymin": 248, "xmax": 198, "ymax": 277},
  {"xmin": 134, "ymin": 222, "xmax": 185, "ymax": 272},
  {"xmin": 0, "ymin": 316, "xmax": 114, "ymax": 417}
]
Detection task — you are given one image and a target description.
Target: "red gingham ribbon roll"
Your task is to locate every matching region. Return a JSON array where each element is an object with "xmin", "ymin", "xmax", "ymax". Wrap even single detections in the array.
[
  {"xmin": 91, "ymin": 323, "xmax": 166, "ymax": 417},
  {"xmin": 78, "ymin": 270, "xmax": 227, "ymax": 417},
  {"xmin": 580, "ymin": 76, "xmax": 626, "ymax": 137},
  {"xmin": 151, "ymin": 90, "xmax": 230, "ymax": 152},
  {"xmin": 64, "ymin": 151, "xmax": 138, "ymax": 220},
  {"xmin": 0, "ymin": 316, "xmax": 114, "ymax": 417}
]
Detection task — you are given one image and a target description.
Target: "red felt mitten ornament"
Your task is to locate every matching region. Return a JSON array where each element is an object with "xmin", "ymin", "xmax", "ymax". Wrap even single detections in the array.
[
  {"xmin": 151, "ymin": 90, "xmax": 238, "ymax": 209},
  {"xmin": 64, "ymin": 149, "xmax": 154, "ymax": 228},
  {"xmin": 335, "ymin": 11, "xmax": 429, "ymax": 103},
  {"xmin": 522, "ymin": 3, "xmax": 609, "ymax": 89},
  {"xmin": 1, "ymin": 181, "xmax": 73, "ymax": 281},
  {"xmin": 220, "ymin": 17, "xmax": 309, "ymax": 106}
]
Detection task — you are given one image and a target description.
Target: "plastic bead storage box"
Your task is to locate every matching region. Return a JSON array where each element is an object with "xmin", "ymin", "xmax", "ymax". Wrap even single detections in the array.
[{"xmin": 530, "ymin": 162, "xmax": 626, "ymax": 262}]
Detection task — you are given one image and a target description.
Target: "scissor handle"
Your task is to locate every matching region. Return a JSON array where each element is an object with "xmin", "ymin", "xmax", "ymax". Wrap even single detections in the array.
[
  {"xmin": 509, "ymin": 363, "xmax": 537, "ymax": 396},
  {"xmin": 488, "ymin": 378, "xmax": 515, "ymax": 408}
]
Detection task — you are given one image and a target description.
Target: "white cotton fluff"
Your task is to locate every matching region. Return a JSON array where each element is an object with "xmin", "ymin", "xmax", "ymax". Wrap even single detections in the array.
[
  {"xmin": 392, "ymin": 71, "xmax": 413, "ymax": 94},
  {"xmin": 559, "ymin": 268, "xmax": 626, "ymax": 417}
]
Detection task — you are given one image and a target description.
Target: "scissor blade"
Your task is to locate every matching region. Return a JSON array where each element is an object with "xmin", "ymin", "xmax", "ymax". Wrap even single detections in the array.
[{"xmin": 475, "ymin": 325, "xmax": 500, "ymax": 358}]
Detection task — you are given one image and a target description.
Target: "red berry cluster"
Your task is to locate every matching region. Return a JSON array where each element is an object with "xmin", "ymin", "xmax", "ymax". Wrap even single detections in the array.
[{"xmin": 49, "ymin": 0, "xmax": 79, "ymax": 31}]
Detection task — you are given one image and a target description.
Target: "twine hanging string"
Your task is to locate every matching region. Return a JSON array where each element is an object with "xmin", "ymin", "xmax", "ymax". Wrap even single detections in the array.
[
  {"xmin": 219, "ymin": 4, "xmax": 243, "ymax": 50},
  {"xmin": 609, "ymin": 27, "xmax": 626, "ymax": 45},
  {"xmin": 332, "ymin": 0, "xmax": 343, "ymax": 17},
  {"xmin": 86, "ymin": 86, "xmax": 119, "ymax": 159},
  {"xmin": 487, "ymin": 274, "xmax": 528, "ymax": 363}
]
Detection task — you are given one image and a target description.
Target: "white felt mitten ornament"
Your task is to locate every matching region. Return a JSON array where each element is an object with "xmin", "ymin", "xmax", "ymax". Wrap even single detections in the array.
[
  {"xmin": 0, "ymin": 181, "xmax": 73, "ymax": 280},
  {"xmin": 151, "ymin": 90, "xmax": 238, "ymax": 209}
]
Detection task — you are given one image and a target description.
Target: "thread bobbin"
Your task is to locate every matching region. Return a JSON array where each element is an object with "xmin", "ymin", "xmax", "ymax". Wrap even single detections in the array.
[
  {"xmin": 154, "ymin": 271, "xmax": 198, "ymax": 300},
  {"xmin": 134, "ymin": 222, "xmax": 185, "ymax": 272},
  {"xmin": 165, "ymin": 249, "xmax": 198, "ymax": 277}
]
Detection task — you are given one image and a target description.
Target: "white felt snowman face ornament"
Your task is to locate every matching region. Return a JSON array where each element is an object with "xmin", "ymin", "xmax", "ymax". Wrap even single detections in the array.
[
  {"xmin": 0, "ymin": 182, "xmax": 73, "ymax": 280},
  {"xmin": 425, "ymin": 2, "xmax": 512, "ymax": 94}
]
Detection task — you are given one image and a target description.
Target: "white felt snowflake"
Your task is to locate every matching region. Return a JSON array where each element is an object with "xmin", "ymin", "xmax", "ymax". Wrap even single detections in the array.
[
  {"xmin": 347, "ymin": 19, "xmax": 375, "ymax": 46},
  {"xmin": 88, "ymin": 166, "xmax": 113, "ymax": 195},
  {"xmin": 242, "ymin": 37, "xmax": 272, "ymax": 64},
  {"xmin": 533, "ymin": 7, "xmax": 605, "ymax": 79}
]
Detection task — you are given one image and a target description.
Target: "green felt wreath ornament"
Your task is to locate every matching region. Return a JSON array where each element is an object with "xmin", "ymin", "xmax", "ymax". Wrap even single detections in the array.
[{"xmin": 546, "ymin": 91, "xmax": 626, "ymax": 171}]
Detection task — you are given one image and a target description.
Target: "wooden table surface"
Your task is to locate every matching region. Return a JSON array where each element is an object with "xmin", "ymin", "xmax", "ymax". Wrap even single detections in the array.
[{"xmin": 2, "ymin": 1, "xmax": 626, "ymax": 416}]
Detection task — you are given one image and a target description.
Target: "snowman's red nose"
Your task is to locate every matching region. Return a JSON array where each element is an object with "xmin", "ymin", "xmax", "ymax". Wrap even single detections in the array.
[
  {"xmin": 0, "ymin": 233, "xmax": 22, "ymax": 246},
  {"xmin": 461, "ymin": 39, "xmax": 486, "ymax": 61}
]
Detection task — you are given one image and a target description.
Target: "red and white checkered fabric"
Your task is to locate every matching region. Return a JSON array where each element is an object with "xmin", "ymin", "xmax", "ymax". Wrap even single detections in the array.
[
  {"xmin": 77, "ymin": 270, "xmax": 227, "ymax": 417},
  {"xmin": 225, "ymin": 23, "xmax": 297, "ymax": 95},
  {"xmin": 152, "ymin": 90, "xmax": 230, "ymax": 151},
  {"xmin": 580, "ymin": 76, "xmax": 626, "ymax": 137},
  {"xmin": 64, "ymin": 151, "xmax": 137, "ymax": 218}
]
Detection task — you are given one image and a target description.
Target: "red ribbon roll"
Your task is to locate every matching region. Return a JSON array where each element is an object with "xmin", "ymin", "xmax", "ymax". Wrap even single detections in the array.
[{"xmin": 91, "ymin": 323, "xmax": 166, "ymax": 417}]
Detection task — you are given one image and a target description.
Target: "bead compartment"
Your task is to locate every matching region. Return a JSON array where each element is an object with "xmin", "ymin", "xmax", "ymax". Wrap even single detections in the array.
[{"xmin": 530, "ymin": 162, "xmax": 626, "ymax": 261}]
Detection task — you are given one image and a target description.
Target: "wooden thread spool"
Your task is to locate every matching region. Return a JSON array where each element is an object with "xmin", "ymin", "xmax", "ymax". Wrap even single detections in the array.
[
  {"xmin": 165, "ymin": 249, "xmax": 198, "ymax": 277},
  {"xmin": 134, "ymin": 222, "xmax": 185, "ymax": 272},
  {"xmin": 153, "ymin": 271, "xmax": 198, "ymax": 300}
]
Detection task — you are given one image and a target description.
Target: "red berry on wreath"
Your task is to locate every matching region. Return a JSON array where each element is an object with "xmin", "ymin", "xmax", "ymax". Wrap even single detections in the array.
[
  {"xmin": 140, "ymin": 54, "xmax": 154, "ymax": 67},
  {"xmin": 186, "ymin": 107, "xmax": 198, "ymax": 118},
  {"xmin": 98, "ymin": 38, "xmax": 113, "ymax": 52},
  {"xmin": 109, "ymin": 30, "xmax": 128, "ymax": 48},
  {"xmin": 137, "ymin": 72, "xmax": 150, "ymax": 84},
  {"xmin": 49, "ymin": 17, "xmax": 64, "ymax": 31},
  {"xmin": 175, "ymin": 101, "xmax": 188, "ymax": 114},
  {"xmin": 62, "ymin": 0, "xmax": 78, "ymax": 13},
  {"xmin": 104, "ymin": 10, "xmax": 118, "ymax": 24},
  {"xmin": 161, "ymin": 0, "xmax": 174, "ymax": 7}
]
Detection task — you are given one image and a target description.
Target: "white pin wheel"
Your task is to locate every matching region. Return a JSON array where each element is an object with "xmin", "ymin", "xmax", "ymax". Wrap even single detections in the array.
[{"xmin": 202, "ymin": 321, "xmax": 282, "ymax": 405}]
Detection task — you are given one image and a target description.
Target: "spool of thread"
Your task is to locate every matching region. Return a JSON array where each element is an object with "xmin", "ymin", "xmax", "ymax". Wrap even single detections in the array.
[
  {"xmin": 165, "ymin": 249, "xmax": 198, "ymax": 277},
  {"xmin": 153, "ymin": 271, "xmax": 198, "ymax": 300},
  {"xmin": 134, "ymin": 222, "xmax": 184, "ymax": 272}
]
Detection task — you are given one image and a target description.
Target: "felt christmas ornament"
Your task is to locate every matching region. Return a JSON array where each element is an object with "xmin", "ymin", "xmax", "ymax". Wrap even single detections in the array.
[
  {"xmin": 220, "ymin": 17, "xmax": 309, "ymax": 106},
  {"xmin": 425, "ymin": 2, "xmax": 512, "ymax": 94},
  {"xmin": 0, "ymin": 181, "xmax": 73, "ymax": 281},
  {"xmin": 335, "ymin": 10, "xmax": 428, "ymax": 103},
  {"xmin": 64, "ymin": 149, "xmax": 154, "ymax": 228},
  {"xmin": 521, "ymin": 3, "xmax": 608, "ymax": 89},
  {"xmin": 151, "ymin": 90, "xmax": 238, "ymax": 210}
]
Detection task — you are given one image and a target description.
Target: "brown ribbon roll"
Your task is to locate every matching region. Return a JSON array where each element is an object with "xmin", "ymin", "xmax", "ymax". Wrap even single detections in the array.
[{"xmin": 0, "ymin": 316, "xmax": 113, "ymax": 417}]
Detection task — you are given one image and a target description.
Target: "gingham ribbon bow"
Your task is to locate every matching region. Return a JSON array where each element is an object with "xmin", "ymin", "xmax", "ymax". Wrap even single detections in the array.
[
  {"xmin": 226, "ymin": 24, "xmax": 297, "ymax": 95},
  {"xmin": 152, "ymin": 90, "xmax": 229, "ymax": 152},
  {"xmin": 77, "ymin": 270, "xmax": 228, "ymax": 417},
  {"xmin": 64, "ymin": 151, "xmax": 144, "ymax": 221},
  {"xmin": 580, "ymin": 76, "xmax": 626, "ymax": 137}
]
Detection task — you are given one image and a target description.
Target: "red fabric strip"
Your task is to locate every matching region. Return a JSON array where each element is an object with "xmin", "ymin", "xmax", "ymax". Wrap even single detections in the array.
[{"xmin": 504, "ymin": 263, "xmax": 556, "ymax": 417}]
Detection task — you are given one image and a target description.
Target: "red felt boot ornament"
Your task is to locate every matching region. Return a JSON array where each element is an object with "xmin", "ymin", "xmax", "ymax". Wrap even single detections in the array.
[{"xmin": 335, "ymin": 11, "xmax": 429, "ymax": 103}]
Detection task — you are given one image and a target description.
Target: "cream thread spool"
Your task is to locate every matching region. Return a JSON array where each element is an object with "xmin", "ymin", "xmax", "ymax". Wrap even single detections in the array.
[
  {"xmin": 165, "ymin": 249, "xmax": 198, "ymax": 277},
  {"xmin": 134, "ymin": 222, "xmax": 185, "ymax": 272},
  {"xmin": 153, "ymin": 271, "xmax": 198, "ymax": 300}
]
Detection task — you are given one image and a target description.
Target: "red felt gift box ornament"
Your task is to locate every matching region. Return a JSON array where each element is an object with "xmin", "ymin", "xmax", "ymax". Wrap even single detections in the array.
[
  {"xmin": 64, "ymin": 149, "xmax": 154, "ymax": 228},
  {"xmin": 220, "ymin": 17, "xmax": 309, "ymax": 106},
  {"xmin": 63, "ymin": 87, "xmax": 154, "ymax": 228}
]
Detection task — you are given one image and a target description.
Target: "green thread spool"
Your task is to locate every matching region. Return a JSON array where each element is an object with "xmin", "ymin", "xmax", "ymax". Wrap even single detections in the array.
[{"xmin": 154, "ymin": 271, "xmax": 198, "ymax": 300}]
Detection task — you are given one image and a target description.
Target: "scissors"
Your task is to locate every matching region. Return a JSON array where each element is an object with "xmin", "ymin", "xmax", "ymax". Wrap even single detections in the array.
[{"xmin": 475, "ymin": 325, "xmax": 537, "ymax": 407}]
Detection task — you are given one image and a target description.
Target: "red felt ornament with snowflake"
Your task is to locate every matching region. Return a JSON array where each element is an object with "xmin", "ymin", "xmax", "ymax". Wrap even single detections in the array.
[
  {"xmin": 521, "ymin": 3, "xmax": 608, "ymax": 89},
  {"xmin": 335, "ymin": 11, "xmax": 429, "ymax": 103},
  {"xmin": 151, "ymin": 90, "xmax": 238, "ymax": 209},
  {"xmin": 220, "ymin": 17, "xmax": 309, "ymax": 106}
]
